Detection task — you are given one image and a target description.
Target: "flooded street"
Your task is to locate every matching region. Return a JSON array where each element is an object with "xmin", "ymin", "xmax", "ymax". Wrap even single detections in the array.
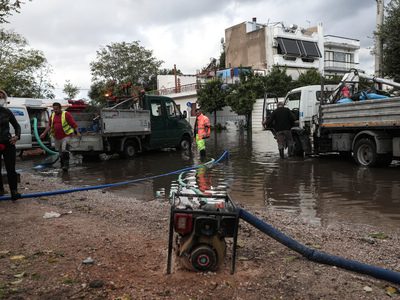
[{"xmin": 16, "ymin": 129, "xmax": 400, "ymax": 230}]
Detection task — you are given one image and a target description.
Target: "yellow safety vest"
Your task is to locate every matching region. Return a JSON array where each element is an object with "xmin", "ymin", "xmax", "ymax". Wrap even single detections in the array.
[{"xmin": 50, "ymin": 111, "xmax": 74, "ymax": 137}]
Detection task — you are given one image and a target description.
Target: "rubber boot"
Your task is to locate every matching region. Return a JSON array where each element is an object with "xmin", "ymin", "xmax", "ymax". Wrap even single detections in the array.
[
  {"xmin": 288, "ymin": 146, "xmax": 293, "ymax": 157},
  {"xmin": 279, "ymin": 149, "xmax": 285, "ymax": 159},
  {"xmin": 62, "ymin": 152, "xmax": 70, "ymax": 172},
  {"xmin": 11, "ymin": 190, "xmax": 21, "ymax": 201},
  {"xmin": 200, "ymin": 149, "xmax": 206, "ymax": 157},
  {"xmin": 60, "ymin": 155, "xmax": 64, "ymax": 169}
]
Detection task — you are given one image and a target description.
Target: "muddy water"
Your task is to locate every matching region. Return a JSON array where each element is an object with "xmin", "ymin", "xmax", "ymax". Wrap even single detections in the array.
[{"xmin": 17, "ymin": 130, "xmax": 400, "ymax": 230}]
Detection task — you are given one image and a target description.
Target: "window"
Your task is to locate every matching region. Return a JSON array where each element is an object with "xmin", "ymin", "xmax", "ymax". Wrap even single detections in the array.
[
  {"xmin": 165, "ymin": 100, "xmax": 181, "ymax": 118},
  {"xmin": 151, "ymin": 100, "xmax": 163, "ymax": 117},
  {"xmin": 286, "ymin": 92, "xmax": 301, "ymax": 110}
]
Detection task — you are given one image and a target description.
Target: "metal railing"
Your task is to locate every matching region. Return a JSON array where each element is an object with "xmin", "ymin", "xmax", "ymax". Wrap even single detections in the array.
[{"xmin": 158, "ymin": 83, "xmax": 199, "ymax": 96}]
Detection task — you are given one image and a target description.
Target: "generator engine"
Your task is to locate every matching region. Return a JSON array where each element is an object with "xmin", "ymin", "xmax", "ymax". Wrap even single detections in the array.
[{"xmin": 167, "ymin": 193, "xmax": 239, "ymax": 273}]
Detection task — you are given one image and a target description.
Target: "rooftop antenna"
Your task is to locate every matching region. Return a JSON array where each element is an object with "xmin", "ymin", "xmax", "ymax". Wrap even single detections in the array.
[{"xmin": 306, "ymin": 20, "xmax": 311, "ymax": 27}]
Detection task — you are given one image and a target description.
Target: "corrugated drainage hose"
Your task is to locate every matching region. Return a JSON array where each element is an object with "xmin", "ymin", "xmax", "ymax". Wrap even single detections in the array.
[
  {"xmin": 31, "ymin": 117, "xmax": 58, "ymax": 155},
  {"xmin": 239, "ymin": 207, "xmax": 400, "ymax": 285}
]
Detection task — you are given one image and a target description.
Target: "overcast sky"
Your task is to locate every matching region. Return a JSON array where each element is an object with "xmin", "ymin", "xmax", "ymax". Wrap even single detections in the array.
[{"xmin": 3, "ymin": 0, "xmax": 379, "ymax": 99}]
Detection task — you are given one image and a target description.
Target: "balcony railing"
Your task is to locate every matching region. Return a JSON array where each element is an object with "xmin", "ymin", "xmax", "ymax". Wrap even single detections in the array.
[{"xmin": 158, "ymin": 83, "xmax": 200, "ymax": 96}]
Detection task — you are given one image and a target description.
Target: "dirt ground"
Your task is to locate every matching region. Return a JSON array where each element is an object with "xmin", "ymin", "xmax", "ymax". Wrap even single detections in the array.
[{"xmin": 0, "ymin": 173, "xmax": 400, "ymax": 300}]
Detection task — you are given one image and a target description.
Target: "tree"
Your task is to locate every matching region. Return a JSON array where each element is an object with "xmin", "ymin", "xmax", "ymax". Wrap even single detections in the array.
[
  {"xmin": 0, "ymin": 0, "xmax": 32, "ymax": 23},
  {"xmin": 0, "ymin": 28, "xmax": 55, "ymax": 98},
  {"xmin": 89, "ymin": 41, "xmax": 164, "ymax": 105},
  {"xmin": 63, "ymin": 80, "xmax": 80, "ymax": 99},
  {"xmin": 226, "ymin": 68, "xmax": 267, "ymax": 128},
  {"xmin": 87, "ymin": 81, "xmax": 108, "ymax": 110},
  {"xmin": 294, "ymin": 68, "xmax": 322, "ymax": 88},
  {"xmin": 196, "ymin": 76, "xmax": 226, "ymax": 125},
  {"xmin": 265, "ymin": 65, "xmax": 293, "ymax": 97},
  {"xmin": 219, "ymin": 51, "xmax": 226, "ymax": 69},
  {"xmin": 374, "ymin": 0, "xmax": 400, "ymax": 82},
  {"xmin": 159, "ymin": 68, "xmax": 183, "ymax": 75}
]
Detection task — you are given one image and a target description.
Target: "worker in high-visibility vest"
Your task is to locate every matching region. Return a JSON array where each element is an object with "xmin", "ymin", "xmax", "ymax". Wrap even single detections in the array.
[
  {"xmin": 40, "ymin": 102, "xmax": 81, "ymax": 171},
  {"xmin": 193, "ymin": 108, "xmax": 210, "ymax": 157}
]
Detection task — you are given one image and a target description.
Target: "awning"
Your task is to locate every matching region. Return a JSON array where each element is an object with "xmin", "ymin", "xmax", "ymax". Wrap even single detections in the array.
[{"xmin": 277, "ymin": 38, "xmax": 321, "ymax": 58}]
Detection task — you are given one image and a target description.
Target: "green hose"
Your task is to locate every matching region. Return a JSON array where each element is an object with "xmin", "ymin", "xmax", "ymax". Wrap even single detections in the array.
[
  {"xmin": 31, "ymin": 117, "xmax": 58, "ymax": 155},
  {"xmin": 177, "ymin": 158, "xmax": 215, "ymax": 203}
]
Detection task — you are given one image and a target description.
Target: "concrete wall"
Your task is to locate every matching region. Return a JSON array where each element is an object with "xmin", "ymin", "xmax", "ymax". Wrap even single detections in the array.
[{"xmin": 225, "ymin": 22, "xmax": 267, "ymax": 70}]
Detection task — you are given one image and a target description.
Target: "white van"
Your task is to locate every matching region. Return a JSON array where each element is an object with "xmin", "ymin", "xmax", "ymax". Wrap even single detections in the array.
[{"xmin": 8, "ymin": 104, "xmax": 54, "ymax": 156}]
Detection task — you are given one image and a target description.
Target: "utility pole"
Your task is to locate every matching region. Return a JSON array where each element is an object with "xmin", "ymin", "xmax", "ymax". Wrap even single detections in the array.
[{"xmin": 375, "ymin": 0, "xmax": 384, "ymax": 77}]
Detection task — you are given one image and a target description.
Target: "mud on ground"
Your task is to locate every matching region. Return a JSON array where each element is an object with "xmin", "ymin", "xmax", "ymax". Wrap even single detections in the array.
[{"xmin": 0, "ymin": 173, "xmax": 399, "ymax": 299}]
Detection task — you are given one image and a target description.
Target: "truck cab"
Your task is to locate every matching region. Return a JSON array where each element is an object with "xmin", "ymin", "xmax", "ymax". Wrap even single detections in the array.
[
  {"xmin": 284, "ymin": 85, "xmax": 335, "ymax": 129},
  {"xmin": 144, "ymin": 95, "xmax": 192, "ymax": 151}
]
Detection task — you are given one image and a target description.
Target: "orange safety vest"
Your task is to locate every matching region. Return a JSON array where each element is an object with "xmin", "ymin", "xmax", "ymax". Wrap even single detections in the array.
[{"xmin": 195, "ymin": 114, "xmax": 210, "ymax": 140}]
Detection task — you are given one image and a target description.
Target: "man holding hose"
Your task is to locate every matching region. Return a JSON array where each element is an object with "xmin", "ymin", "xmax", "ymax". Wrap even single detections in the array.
[{"xmin": 40, "ymin": 102, "xmax": 81, "ymax": 171}]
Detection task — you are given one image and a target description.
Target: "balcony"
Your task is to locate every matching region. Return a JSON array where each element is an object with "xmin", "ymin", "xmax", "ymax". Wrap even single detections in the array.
[{"xmin": 158, "ymin": 83, "xmax": 199, "ymax": 96}]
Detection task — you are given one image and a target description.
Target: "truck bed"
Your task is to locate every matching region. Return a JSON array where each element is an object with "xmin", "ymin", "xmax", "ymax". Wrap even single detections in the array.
[
  {"xmin": 70, "ymin": 109, "xmax": 151, "ymax": 153},
  {"xmin": 321, "ymin": 97, "xmax": 400, "ymax": 129},
  {"xmin": 73, "ymin": 109, "xmax": 151, "ymax": 136}
]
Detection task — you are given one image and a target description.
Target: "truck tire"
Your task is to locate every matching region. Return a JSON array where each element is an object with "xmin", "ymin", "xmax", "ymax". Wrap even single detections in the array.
[
  {"xmin": 122, "ymin": 141, "xmax": 137, "ymax": 159},
  {"xmin": 179, "ymin": 137, "xmax": 191, "ymax": 150},
  {"xmin": 354, "ymin": 138, "xmax": 379, "ymax": 167},
  {"xmin": 292, "ymin": 135, "xmax": 304, "ymax": 157}
]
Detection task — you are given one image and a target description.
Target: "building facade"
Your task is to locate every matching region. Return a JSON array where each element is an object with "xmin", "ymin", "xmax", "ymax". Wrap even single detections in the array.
[
  {"xmin": 157, "ymin": 18, "xmax": 360, "ymax": 128},
  {"xmin": 225, "ymin": 18, "xmax": 359, "ymax": 79}
]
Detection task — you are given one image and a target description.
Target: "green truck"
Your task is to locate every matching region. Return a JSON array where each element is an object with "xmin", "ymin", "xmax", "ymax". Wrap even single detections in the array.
[{"xmin": 70, "ymin": 93, "xmax": 193, "ymax": 158}]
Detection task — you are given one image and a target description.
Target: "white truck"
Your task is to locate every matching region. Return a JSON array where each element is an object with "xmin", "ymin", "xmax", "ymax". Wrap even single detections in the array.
[
  {"xmin": 263, "ymin": 70, "xmax": 400, "ymax": 167},
  {"xmin": 8, "ymin": 99, "xmax": 55, "ymax": 155}
]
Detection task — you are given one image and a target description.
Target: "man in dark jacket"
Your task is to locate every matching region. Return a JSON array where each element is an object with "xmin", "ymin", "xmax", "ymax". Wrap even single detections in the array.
[{"xmin": 263, "ymin": 102, "xmax": 295, "ymax": 158}]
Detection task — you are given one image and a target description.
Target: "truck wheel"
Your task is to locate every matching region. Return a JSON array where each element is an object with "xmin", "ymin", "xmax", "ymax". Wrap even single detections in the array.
[
  {"xmin": 15, "ymin": 150, "xmax": 23, "ymax": 157},
  {"xmin": 292, "ymin": 135, "xmax": 304, "ymax": 157},
  {"xmin": 179, "ymin": 137, "xmax": 191, "ymax": 150},
  {"xmin": 122, "ymin": 141, "xmax": 137, "ymax": 159},
  {"xmin": 354, "ymin": 139, "xmax": 378, "ymax": 167}
]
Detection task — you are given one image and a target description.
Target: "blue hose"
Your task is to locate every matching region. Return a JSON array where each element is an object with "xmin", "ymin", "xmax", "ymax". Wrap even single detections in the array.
[
  {"xmin": 239, "ymin": 207, "xmax": 400, "ymax": 285},
  {"xmin": 0, "ymin": 151, "xmax": 229, "ymax": 201}
]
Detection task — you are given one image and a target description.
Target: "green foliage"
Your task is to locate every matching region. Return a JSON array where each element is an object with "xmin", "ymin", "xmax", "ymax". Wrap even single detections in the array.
[
  {"xmin": 375, "ymin": 0, "xmax": 400, "ymax": 82},
  {"xmin": 265, "ymin": 65, "xmax": 293, "ymax": 97},
  {"xmin": 219, "ymin": 51, "xmax": 226, "ymax": 69},
  {"xmin": 226, "ymin": 68, "xmax": 267, "ymax": 128},
  {"xmin": 87, "ymin": 81, "xmax": 108, "ymax": 110},
  {"xmin": 212, "ymin": 123, "xmax": 225, "ymax": 131},
  {"xmin": 89, "ymin": 41, "xmax": 163, "ymax": 106},
  {"xmin": 158, "ymin": 68, "xmax": 183, "ymax": 75},
  {"xmin": 63, "ymin": 80, "xmax": 80, "ymax": 100},
  {"xmin": 0, "ymin": 28, "xmax": 55, "ymax": 98},
  {"xmin": 196, "ymin": 76, "xmax": 226, "ymax": 124},
  {"xmin": 294, "ymin": 68, "xmax": 322, "ymax": 88},
  {"xmin": 0, "ymin": 0, "xmax": 32, "ymax": 23}
]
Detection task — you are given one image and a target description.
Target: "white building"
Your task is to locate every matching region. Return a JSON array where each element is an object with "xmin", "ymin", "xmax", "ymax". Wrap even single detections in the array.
[{"xmin": 157, "ymin": 18, "xmax": 360, "ymax": 127}]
